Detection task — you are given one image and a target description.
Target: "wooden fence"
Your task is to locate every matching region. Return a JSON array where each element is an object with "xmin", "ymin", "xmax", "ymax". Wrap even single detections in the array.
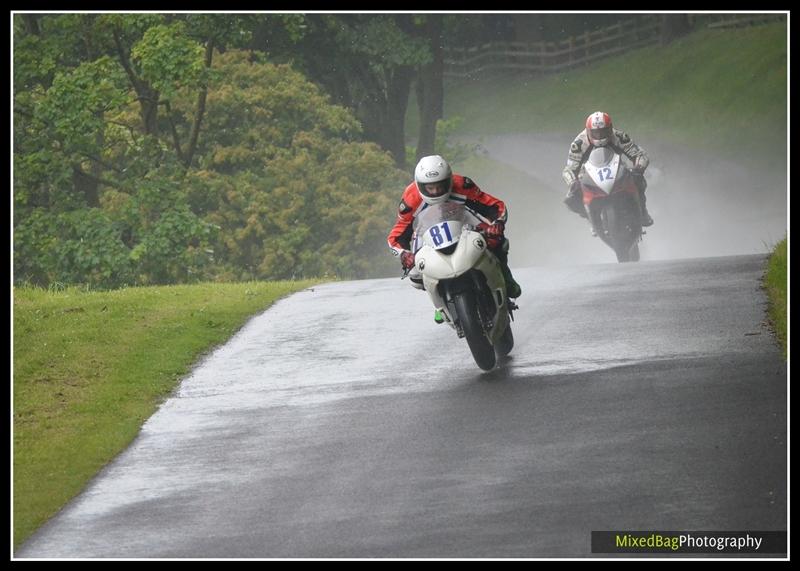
[
  {"xmin": 443, "ymin": 13, "xmax": 786, "ymax": 79},
  {"xmin": 704, "ymin": 13, "xmax": 786, "ymax": 29}
]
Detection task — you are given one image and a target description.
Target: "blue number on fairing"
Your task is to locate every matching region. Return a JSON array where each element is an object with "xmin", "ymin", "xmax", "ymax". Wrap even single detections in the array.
[
  {"xmin": 429, "ymin": 222, "xmax": 453, "ymax": 247},
  {"xmin": 597, "ymin": 167, "xmax": 614, "ymax": 182},
  {"xmin": 442, "ymin": 221, "xmax": 453, "ymax": 241}
]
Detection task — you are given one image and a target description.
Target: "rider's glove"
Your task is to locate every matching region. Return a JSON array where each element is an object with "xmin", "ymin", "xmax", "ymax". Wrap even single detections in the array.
[
  {"xmin": 400, "ymin": 250, "xmax": 415, "ymax": 270},
  {"xmin": 483, "ymin": 221, "xmax": 505, "ymax": 239}
]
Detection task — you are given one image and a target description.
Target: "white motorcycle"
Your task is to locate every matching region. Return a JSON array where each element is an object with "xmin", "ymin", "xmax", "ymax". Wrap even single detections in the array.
[{"xmin": 408, "ymin": 202, "xmax": 515, "ymax": 371}]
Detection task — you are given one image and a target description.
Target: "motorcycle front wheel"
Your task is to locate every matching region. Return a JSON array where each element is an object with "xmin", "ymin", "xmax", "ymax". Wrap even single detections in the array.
[
  {"xmin": 629, "ymin": 243, "xmax": 640, "ymax": 262},
  {"xmin": 606, "ymin": 206, "xmax": 639, "ymax": 263},
  {"xmin": 495, "ymin": 323, "xmax": 514, "ymax": 358},
  {"xmin": 453, "ymin": 290, "xmax": 496, "ymax": 371}
]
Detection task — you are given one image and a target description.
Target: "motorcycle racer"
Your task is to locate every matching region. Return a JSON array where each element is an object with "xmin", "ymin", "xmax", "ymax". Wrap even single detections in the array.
[
  {"xmin": 562, "ymin": 111, "xmax": 653, "ymax": 227},
  {"xmin": 388, "ymin": 155, "xmax": 522, "ymax": 311}
]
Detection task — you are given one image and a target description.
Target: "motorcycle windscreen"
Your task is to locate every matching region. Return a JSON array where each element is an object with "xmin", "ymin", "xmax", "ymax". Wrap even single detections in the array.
[
  {"xmin": 412, "ymin": 202, "xmax": 467, "ymax": 252},
  {"xmin": 583, "ymin": 146, "xmax": 621, "ymax": 194}
]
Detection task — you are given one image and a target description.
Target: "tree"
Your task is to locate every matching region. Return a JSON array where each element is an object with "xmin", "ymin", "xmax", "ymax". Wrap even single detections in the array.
[
  {"xmin": 195, "ymin": 50, "xmax": 407, "ymax": 280},
  {"xmin": 13, "ymin": 14, "xmax": 222, "ymax": 287},
  {"xmin": 254, "ymin": 14, "xmax": 430, "ymax": 170},
  {"xmin": 14, "ymin": 15, "xmax": 412, "ymax": 287},
  {"xmin": 415, "ymin": 14, "xmax": 444, "ymax": 161}
]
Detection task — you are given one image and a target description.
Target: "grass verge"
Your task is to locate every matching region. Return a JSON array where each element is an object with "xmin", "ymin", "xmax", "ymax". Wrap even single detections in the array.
[
  {"xmin": 764, "ymin": 238, "xmax": 787, "ymax": 358},
  {"xmin": 13, "ymin": 279, "xmax": 320, "ymax": 549}
]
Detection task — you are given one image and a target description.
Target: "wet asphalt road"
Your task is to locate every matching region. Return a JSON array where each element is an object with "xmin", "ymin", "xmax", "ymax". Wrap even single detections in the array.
[{"xmin": 16, "ymin": 254, "xmax": 786, "ymax": 558}]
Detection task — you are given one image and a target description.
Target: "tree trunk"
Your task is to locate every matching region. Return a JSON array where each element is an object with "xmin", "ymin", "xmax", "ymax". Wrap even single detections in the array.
[
  {"xmin": 22, "ymin": 14, "xmax": 41, "ymax": 35},
  {"xmin": 416, "ymin": 14, "xmax": 444, "ymax": 162},
  {"xmin": 72, "ymin": 166, "xmax": 100, "ymax": 207},
  {"xmin": 140, "ymin": 86, "xmax": 160, "ymax": 136},
  {"xmin": 113, "ymin": 28, "xmax": 160, "ymax": 136},
  {"xmin": 183, "ymin": 39, "xmax": 215, "ymax": 168},
  {"xmin": 384, "ymin": 65, "xmax": 415, "ymax": 170}
]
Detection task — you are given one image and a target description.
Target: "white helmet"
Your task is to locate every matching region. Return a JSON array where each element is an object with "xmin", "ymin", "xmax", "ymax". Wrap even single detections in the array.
[{"xmin": 415, "ymin": 155, "xmax": 453, "ymax": 205}]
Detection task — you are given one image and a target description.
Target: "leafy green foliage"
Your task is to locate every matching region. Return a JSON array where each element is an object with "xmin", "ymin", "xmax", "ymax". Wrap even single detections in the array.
[
  {"xmin": 14, "ymin": 15, "xmax": 408, "ymax": 289},
  {"xmin": 123, "ymin": 177, "xmax": 217, "ymax": 285},
  {"xmin": 14, "ymin": 208, "xmax": 133, "ymax": 288},
  {"xmin": 198, "ymin": 50, "xmax": 406, "ymax": 281},
  {"xmin": 38, "ymin": 56, "xmax": 129, "ymax": 156},
  {"xmin": 200, "ymin": 51, "xmax": 362, "ymax": 172},
  {"xmin": 131, "ymin": 23, "xmax": 207, "ymax": 100},
  {"xmin": 271, "ymin": 15, "xmax": 436, "ymax": 167},
  {"xmin": 332, "ymin": 15, "xmax": 431, "ymax": 69}
]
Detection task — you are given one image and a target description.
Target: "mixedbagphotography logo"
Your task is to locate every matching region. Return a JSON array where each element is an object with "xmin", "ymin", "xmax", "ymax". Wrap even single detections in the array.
[{"xmin": 591, "ymin": 531, "xmax": 787, "ymax": 554}]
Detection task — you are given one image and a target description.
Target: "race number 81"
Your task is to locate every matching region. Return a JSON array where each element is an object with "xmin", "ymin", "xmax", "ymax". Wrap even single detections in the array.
[{"xmin": 429, "ymin": 222, "xmax": 453, "ymax": 247}]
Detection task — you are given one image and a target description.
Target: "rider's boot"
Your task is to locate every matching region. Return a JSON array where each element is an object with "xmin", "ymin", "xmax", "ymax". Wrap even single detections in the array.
[
  {"xmin": 633, "ymin": 174, "xmax": 653, "ymax": 227},
  {"xmin": 434, "ymin": 309, "xmax": 445, "ymax": 324},
  {"xmin": 639, "ymin": 189, "xmax": 654, "ymax": 227},
  {"xmin": 495, "ymin": 245, "xmax": 522, "ymax": 299},
  {"xmin": 502, "ymin": 264, "xmax": 522, "ymax": 299},
  {"xmin": 564, "ymin": 183, "xmax": 588, "ymax": 219}
]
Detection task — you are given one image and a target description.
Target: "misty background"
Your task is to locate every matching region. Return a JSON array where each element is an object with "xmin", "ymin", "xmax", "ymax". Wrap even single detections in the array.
[
  {"xmin": 466, "ymin": 133, "xmax": 787, "ymax": 267},
  {"xmin": 433, "ymin": 14, "xmax": 787, "ymax": 268},
  {"xmin": 13, "ymin": 13, "xmax": 788, "ymax": 288}
]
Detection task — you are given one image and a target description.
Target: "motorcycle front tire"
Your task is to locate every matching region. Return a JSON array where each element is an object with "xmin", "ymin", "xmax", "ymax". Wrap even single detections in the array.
[
  {"xmin": 453, "ymin": 290, "xmax": 496, "ymax": 371},
  {"xmin": 495, "ymin": 323, "xmax": 514, "ymax": 358}
]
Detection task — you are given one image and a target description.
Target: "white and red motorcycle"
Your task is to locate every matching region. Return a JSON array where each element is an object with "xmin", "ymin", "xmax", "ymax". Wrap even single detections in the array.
[
  {"xmin": 407, "ymin": 202, "xmax": 515, "ymax": 371},
  {"xmin": 580, "ymin": 146, "xmax": 644, "ymax": 263}
]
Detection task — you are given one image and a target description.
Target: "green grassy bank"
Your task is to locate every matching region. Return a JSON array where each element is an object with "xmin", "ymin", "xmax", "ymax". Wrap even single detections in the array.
[
  {"xmin": 429, "ymin": 23, "xmax": 786, "ymax": 167},
  {"xmin": 764, "ymin": 238, "xmax": 788, "ymax": 358},
  {"xmin": 13, "ymin": 279, "xmax": 319, "ymax": 549}
]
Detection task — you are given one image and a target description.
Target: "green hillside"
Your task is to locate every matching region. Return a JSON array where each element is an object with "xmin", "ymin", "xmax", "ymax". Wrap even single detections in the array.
[{"xmin": 432, "ymin": 23, "xmax": 786, "ymax": 166}]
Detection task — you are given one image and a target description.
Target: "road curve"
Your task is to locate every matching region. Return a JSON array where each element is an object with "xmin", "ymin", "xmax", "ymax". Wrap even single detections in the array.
[{"xmin": 16, "ymin": 255, "xmax": 786, "ymax": 558}]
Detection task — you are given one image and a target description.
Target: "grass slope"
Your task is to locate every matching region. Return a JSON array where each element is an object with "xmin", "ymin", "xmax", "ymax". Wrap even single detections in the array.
[
  {"xmin": 764, "ymin": 238, "xmax": 788, "ymax": 358},
  {"xmin": 433, "ymin": 24, "xmax": 786, "ymax": 166},
  {"xmin": 13, "ymin": 280, "xmax": 318, "ymax": 549}
]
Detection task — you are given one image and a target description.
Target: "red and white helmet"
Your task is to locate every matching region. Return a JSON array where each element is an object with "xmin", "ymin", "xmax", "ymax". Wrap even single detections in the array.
[{"xmin": 585, "ymin": 111, "xmax": 613, "ymax": 147}]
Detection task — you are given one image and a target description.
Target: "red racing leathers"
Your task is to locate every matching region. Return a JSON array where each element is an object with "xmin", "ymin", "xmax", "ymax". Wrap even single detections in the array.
[{"xmin": 387, "ymin": 174, "xmax": 508, "ymax": 257}]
